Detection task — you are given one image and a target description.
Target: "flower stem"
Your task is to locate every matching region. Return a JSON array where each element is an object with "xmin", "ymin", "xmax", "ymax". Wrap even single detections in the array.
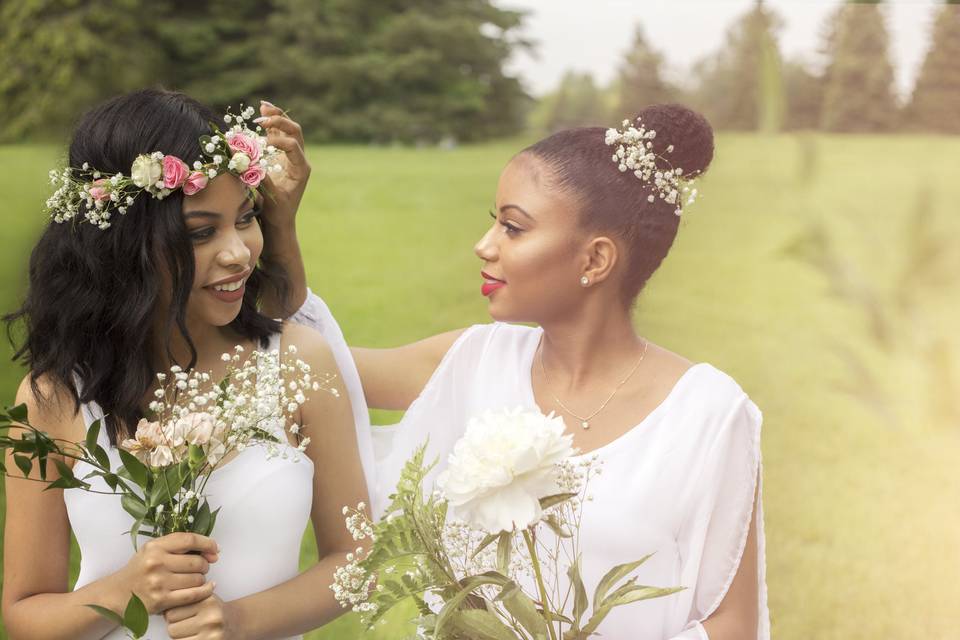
[{"xmin": 523, "ymin": 529, "xmax": 558, "ymax": 640}]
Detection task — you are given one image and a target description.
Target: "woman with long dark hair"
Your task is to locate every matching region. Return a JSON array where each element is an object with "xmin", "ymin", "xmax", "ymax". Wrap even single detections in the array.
[
  {"xmin": 2, "ymin": 89, "xmax": 372, "ymax": 639},
  {"xmin": 264, "ymin": 102, "xmax": 769, "ymax": 639}
]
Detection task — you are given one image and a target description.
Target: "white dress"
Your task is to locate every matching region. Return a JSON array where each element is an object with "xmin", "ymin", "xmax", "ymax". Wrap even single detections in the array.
[
  {"xmin": 63, "ymin": 318, "xmax": 372, "ymax": 639},
  {"xmin": 368, "ymin": 322, "xmax": 771, "ymax": 640}
]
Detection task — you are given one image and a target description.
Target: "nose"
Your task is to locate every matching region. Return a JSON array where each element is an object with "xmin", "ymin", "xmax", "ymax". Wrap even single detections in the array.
[
  {"xmin": 216, "ymin": 229, "xmax": 252, "ymax": 269},
  {"xmin": 474, "ymin": 222, "xmax": 499, "ymax": 262}
]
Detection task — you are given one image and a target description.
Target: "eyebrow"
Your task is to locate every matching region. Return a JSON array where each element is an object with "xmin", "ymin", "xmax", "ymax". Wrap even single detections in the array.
[
  {"xmin": 184, "ymin": 199, "xmax": 258, "ymax": 220},
  {"xmin": 499, "ymin": 204, "xmax": 535, "ymax": 222}
]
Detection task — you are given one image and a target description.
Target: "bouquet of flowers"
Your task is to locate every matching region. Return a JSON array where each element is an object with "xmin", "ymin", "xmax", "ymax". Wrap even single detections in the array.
[
  {"xmin": 331, "ymin": 408, "xmax": 684, "ymax": 640},
  {"xmin": 1, "ymin": 344, "xmax": 336, "ymax": 637}
]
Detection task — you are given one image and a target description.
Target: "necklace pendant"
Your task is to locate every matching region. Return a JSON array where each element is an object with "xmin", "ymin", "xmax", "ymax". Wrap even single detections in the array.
[{"xmin": 581, "ymin": 421, "xmax": 590, "ymax": 430}]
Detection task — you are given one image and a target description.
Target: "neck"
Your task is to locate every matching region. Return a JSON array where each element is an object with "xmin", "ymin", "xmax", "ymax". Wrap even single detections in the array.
[
  {"xmin": 538, "ymin": 299, "xmax": 644, "ymax": 391},
  {"xmin": 150, "ymin": 315, "xmax": 241, "ymax": 373}
]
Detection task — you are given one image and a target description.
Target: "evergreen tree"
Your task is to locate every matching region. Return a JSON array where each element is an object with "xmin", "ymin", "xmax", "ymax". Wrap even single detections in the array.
[
  {"xmin": 907, "ymin": 1, "xmax": 960, "ymax": 133},
  {"xmin": 544, "ymin": 72, "xmax": 607, "ymax": 132},
  {"xmin": 0, "ymin": 0, "xmax": 160, "ymax": 142},
  {"xmin": 783, "ymin": 60, "xmax": 823, "ymax": 131},
  {"xmin": 614, "ymin": 26, "xmax": 676, "ymax": 119},
  {"xmin": 689, "ymin": 0, "xmax": 784, "ymax": 131},
  {"xmin": 263, "ymin": 0, "xmax": 530, "ymax": 142},
  {"xmin": 819, "ymin": 1, "xmax": 898, "ymax": 132}
]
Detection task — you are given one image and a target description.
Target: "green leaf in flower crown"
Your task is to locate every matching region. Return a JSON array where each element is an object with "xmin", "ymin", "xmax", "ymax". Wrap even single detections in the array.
[
  {"xmin": 85, "ymin": 420, "xmax": 101, "ymax": 454},
  {"xmin": 118, "ymin": 449, "xmax": 149, "ymax": 488},
  {"xmin": 123, "ymin": 592, "xmax": 149, "ymax": 637},
  {"xmin": 85, "ymin": 604, "xmax": 124, "ymax": 626},
  {"xmin": 447, "ymin": 609, "xmax": 520, "ymax": 640},
  {"xmin": 13, "ymin": 454, "xmax": 31, "ymax": 477},
  {"xmin": 496, "ymin": 530, "xmax": 512, "ymax": 575},
  {"xmin": 593, "ymin": 552, "xmax": 654, "ymax": 607},
  {"xmin": 538, "ymin": 492, "xmax": 577, "ymax": 511},
  {"xmin": 7, "ymin": 403, "xmax": 28, "ymax": 423},
  {"xmin": 497, "ymin": 582, "xmax": 549, "ymax": 638}
]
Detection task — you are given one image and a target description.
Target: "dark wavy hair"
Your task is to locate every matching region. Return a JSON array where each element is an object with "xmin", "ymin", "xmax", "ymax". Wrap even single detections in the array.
[
  {"xmin": 522, "ymin": 103, "xmax": 714, "ymax": 305},
  {"xmin": 5, "ymin": 88, "xmax": 286, "ymax": 445}
]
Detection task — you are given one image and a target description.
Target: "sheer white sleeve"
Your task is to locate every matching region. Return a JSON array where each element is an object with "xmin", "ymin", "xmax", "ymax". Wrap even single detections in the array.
[
  {"xmin": 669, "ymin": 394, "xmax": 769, "ymax": 640},
  {"xmin": 288, "ymin": 288, "xmax": 383, "ymax": 518}
]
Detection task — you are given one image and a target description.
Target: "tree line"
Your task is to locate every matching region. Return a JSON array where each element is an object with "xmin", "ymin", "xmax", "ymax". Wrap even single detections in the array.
[
  {"xmin": 0, "ymin": 0, "xmax": 531, "ymax": 143},
  {"xmin": 540, "ymin": 0, "xmax": 960, "ymax": 134}
]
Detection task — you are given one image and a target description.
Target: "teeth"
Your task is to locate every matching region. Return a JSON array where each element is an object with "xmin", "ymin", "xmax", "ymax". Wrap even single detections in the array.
[{"xmin": 214, "ymin": 279, "xmax": 244, "ymax": 292}]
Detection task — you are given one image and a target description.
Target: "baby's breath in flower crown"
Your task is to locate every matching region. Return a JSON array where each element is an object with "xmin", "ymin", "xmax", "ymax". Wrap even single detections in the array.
[
  {"xmin": 45, "ymin": 105, "xmax": 284, "ymax": 230},
  {"xmin": 605, "ymin": 117, "xmax": 700, "ymax": 216}
]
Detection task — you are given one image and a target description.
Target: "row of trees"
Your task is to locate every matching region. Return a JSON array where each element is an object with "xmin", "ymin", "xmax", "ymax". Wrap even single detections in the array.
[
  {"xmin": 542, "ymin": 0, "xmax": 960, "ymax": 134},
  {"xmin": 0, "ymin": 0, "xmax": 532, "ymax": 143}
]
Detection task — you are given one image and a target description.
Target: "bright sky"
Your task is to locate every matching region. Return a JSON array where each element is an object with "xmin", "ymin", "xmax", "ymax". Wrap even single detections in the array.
[{"xmin": 495, "ymin": 0, "xmax": 941, "ymax": 100}]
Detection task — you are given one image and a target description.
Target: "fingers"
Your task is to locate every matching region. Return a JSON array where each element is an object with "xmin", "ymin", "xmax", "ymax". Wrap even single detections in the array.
[
  {"xmin": 255, "ymin": 114, "xmax": 304, "ymax": 147},
  {"xmin": 155, "ymin": 532, "xmax": 219, "ymax": 557},
  {"xmin": 166, "ymin": 580, "xmax": 216, "ymax": 609},
  {"xmin": 168, "ymin": 572, "xmax": 207, "ymax": 590},
  {"xmin": 163, "ymin": 599, "xmax": 203, "ymax": 624},
  {"xmin": 165, "ymin": 553, "xmax": 210, "ymax": 575},
  {"xmin": 266, "ymin": 133, "xmax": 307, "ymax": 170}
]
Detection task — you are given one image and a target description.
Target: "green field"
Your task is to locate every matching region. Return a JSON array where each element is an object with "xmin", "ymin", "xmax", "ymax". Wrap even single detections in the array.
[{"xmin": 2, "ymin": 134, "xmax": 959, "ymax": 639}]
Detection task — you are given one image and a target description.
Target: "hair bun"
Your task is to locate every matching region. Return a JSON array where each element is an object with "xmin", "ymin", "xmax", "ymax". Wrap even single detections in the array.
[{"xmin": 633, "ymin": 104, "xmax": 714, "ymax": 178}]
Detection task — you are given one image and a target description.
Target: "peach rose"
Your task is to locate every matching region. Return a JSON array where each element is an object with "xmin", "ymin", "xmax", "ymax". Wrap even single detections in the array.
[{"xmin": 88, "ymin": 179, "xmax": 111, "ymax": 202}]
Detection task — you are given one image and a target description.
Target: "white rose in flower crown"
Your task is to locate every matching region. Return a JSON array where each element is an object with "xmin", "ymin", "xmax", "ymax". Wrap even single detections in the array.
[
  {"xmin": 130, "ymin": 154, "xmax": 163, "ymax": 189},
  {"xmin": 437, "ymin": 408, "xmax": 574, "ymax": 533},
  {"xmin": 230, "ymin": 152, "xmax": 251, "ymax": 172}
]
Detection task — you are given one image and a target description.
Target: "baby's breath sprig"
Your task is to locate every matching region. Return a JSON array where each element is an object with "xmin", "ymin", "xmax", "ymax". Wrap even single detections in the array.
[{"xmin": 605, "ymin": 117, "xmax": 700, "ymax": 216}]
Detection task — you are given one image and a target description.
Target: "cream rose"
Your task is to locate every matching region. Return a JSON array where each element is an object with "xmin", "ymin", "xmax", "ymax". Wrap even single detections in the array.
[{"xmin": 130, "ymin": 154, "xmax": 162, "ymax": 189}]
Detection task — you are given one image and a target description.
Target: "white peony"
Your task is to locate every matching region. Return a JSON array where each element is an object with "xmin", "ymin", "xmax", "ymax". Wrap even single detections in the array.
[
  {"xmin": 130, "ymin": 154, "xmax": 162, "ymax": 189},
  {"xmin": 437, "ymin": 408, "xmax": 574, "ymax": 533}
]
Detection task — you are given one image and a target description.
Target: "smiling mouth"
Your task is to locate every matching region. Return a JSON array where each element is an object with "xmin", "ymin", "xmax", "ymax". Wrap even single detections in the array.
[{"xmin": 210, "ymin": 278, "xmax": 245, "ymax": 292}]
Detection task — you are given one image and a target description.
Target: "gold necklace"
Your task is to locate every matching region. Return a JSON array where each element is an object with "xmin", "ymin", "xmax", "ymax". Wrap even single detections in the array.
[{"xmin": 537, "ymin": 337, "xmax": 649, "ymax": 430}]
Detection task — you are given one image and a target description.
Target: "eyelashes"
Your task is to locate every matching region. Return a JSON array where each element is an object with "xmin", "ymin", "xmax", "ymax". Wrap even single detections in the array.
[
  {"xmin": 188, "ymin": 208, "xmax": 261, "ymax": 242},
  {"xmin": 488, "ymin": 209, "xmax": 521, "ymax": 235}
]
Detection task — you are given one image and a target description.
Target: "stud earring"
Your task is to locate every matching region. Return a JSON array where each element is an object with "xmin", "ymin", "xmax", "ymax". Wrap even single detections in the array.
[{"xmin": 580, "ymin": 276, "xmax": 590, "ymax": 286}]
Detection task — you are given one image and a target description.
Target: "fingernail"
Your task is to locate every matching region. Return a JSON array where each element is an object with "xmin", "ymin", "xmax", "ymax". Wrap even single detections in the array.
[
  {"xmin": 253, "ymin": 116, "xmax": 267, "ymax": 123},
  {"xmin": 260, "ymin": 100, "xmax": 275, "ymax": 107}
]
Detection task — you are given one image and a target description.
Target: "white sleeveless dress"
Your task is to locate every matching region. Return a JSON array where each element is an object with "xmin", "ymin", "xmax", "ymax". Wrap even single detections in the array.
[
  {"xmin": 62, "ymin": 323, "xmax": 366, "ymax": 640},
  {"xmin": 366, "ymin": 322, "xmax": 771, "ymax": 640}
]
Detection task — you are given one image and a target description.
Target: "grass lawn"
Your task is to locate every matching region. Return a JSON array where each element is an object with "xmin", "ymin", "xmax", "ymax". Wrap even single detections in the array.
[{"xmin": 1, "ymin": 133, "xmax": 959, "ymax": 639}]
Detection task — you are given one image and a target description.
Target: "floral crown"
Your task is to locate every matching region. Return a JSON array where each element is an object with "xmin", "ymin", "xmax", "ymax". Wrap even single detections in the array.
[
  {"xmin": 604, "ymin": 117, "xmax": 699, "ymax": 216},
  {"xmin": 46, "ymin": 105, "xmax": 283, "ymax": 230}
]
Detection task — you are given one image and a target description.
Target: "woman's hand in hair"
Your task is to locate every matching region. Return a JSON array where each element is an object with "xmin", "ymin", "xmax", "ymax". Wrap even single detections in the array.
[
  {"xmin": 254, "ymin": 100, "xmax": 309, "ymax": 316},
  {"xmin": 113, "ymin": 532, "xmax": 220, "ymax": 615},
  {"xmin": 255, "ymin": 100, "xmax": 310, "ymax": 230}
]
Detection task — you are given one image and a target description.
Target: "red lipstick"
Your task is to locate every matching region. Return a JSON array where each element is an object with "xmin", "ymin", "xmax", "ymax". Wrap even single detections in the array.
[{"xmin": 481, "ymin": 271, "xmax": 506, "ymax": 297}]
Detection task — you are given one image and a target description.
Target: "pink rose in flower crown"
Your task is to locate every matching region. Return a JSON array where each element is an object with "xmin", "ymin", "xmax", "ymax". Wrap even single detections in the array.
[
  {"xmin": 88, "ymin": 179, "xmax": 111, "ymax": 202},
  {"xmin": 162, "ymin": 155, "xmax": 189, "ymax": 189},
  {"xmin": 227, "ymin": 133, "xmax": 261, "ymax": 164},
  {"xmin": 240, "ymin": 165, "xmax": 267, "ymax": 188},
  {"xmin": 182, "ymin": 171, "xmax": 209, "ymax": 196}
]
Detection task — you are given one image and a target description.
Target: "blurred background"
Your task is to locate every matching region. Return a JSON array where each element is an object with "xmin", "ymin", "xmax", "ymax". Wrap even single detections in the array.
[{"xmin": 1, "ymin": 0, "xmax": 958, "ymax": 638}]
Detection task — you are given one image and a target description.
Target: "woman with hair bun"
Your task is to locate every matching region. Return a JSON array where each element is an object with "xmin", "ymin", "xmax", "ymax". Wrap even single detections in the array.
[
  {"xmin": 264, "ymin": 103, "xmax": 769, "ymax": 638},
  {"xmin": 2, "ymin": 89, "xmax": 373, "ymax": 639}
]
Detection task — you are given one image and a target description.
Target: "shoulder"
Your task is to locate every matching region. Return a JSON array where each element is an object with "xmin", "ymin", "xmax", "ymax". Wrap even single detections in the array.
[
  {"xmin": 679, "ymin": 362, "xmax": 763, "ymax": 449},
  {"xmin": 279, "ymin": 322, "xmax": 336, "ymax": 369},
  {"xmin": 14, "ymin": 373, "xmax": 84, "ymax": 441}
]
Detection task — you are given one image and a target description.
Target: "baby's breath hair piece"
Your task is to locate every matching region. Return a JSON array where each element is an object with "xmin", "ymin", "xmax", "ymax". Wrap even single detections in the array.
[
  {"xmin": 604, "ymin": 117, "xmax": 700, "ymax": 216},
  {"xmin": 45, "ymin": 105, "xmax": 284, "ymax": 230}
]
